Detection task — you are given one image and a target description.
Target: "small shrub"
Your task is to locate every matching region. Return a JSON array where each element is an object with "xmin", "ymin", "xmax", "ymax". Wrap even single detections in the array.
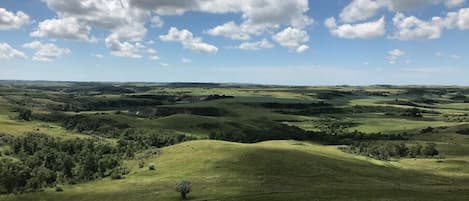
[
  {"xmin": 138, "ymin": 160, "xmax": 145, "ymax": 169},
  {"xmin": 148, "ymin": 163, "xmax": 156, "ymax": 171},
  {"xmin": 111, "ymin": 172, "xmax": 122, "ymax": 180},
  {"xmin": 55, "ymin": 186, "xmax": 63, "ymax": 192}
]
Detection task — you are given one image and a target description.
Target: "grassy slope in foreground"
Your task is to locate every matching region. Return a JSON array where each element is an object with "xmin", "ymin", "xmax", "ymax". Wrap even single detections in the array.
[{"xmin": 1, "ymin": 140, "xmax": 469, "ymax": 201}]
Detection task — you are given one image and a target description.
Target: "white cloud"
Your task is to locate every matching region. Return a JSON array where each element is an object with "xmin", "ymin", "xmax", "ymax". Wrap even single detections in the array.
[
  {"xmin": 340, "ymin": 0, "xmax": 382, "ymax": 23},
  {"xmin": 31, "ymin": 17, "xmax": 96, "ymax": 42},
  {"xmin": 160, "ymin": 27, "xmax": 218, "ymax": 54},
  {"xmin": 272, "ymin": 27, "xmax": 309, "ymax": 51},
  {"xmin": 181, "ymin": 58, "xmax": 192, "ymax": 63},
  {"xmin": 150, "ymin": 16, "xmax": 164, "ymax": 28},
  {"xmin": 94, "ymin": 54, "xmax": 104, "ymax": 58},
  {"xmin": 44, "ymin": 0, "xmax": 149, "ymax": 41},
  {"xmin": 446, "ymin": 8, "xmax": 469, "ymax": 30},
  {"xmin": 296, "ymin": 45, "xmax": 309, "ymax": 53},
  {"xmin": 391, "ymin": 13, "xmax": 444, "ymax": 40},
  {"xmin": 206, "ymin": 21, "xmax": 268, "ymax": 40},
  {"xmin": 147, "ymin": 48, "xmax": 157, "ymax": 54},
  {"xmin": 325, "ymin": 17, "xmax": 385, "ymax": 39},
  {"xmin": 160, "ymin": 62, "xmax": 169, "ymax": 66},
  {"xmin": 0, "ymin": 8, "xmax": 29, "ymax": 30},
  {"xmin": 23, "ymin": 41, "xmax": 70, "ymax": 62},
  {"xmin": 105, "ymin": 34, "xmax": 145, "ymax": 58},
  {"xmin": 445, "ymin": 0, "xmax": 466, "ymax": 7},
  {"xmin": 237, "ymin": 39, "xmax": 274, "ymax": 50},
  {"xmin": 384, "ymin": 0, "xmax": 466, "ymax": 11},
  {"xmin": 391, "ymin": 8, "xmax": 469, "ymax": 40},
  {"xmin": 387, "ymin": 49, "xmax": 405, "ymax": 64},
  {"xmin": 0, "ymin": 43, "xmax": 27, "ymax": 60},
  {"xmin": 338, "ymin": 0, "xmax": 466, "ymax": 23},
  {"xmin": 149, "ymin": 55, "xmax": 160, "ymax": 60},
  {"xmin": 434, "ymin": 51, "xmax": 463, "ymax": 59},
  {"xmin": 130, "ymin": 0, "xmax": 312, "ymax": 28},
  {"xmin": 131, "ymin": 0, "xmax": 312, "ymax": 44}
]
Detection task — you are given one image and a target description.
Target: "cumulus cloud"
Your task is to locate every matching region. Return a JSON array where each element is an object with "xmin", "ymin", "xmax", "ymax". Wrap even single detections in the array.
[
  {"xmin": 385, "ymin": 0, "xmax": 466, "ymax": 11},
  {"xmin": 105, "ymin": 34, "xmax": 145, "ymax": 58},
  {"xmin": 446, "ymin": 8, "xmax": 469, "ymax": 30},
  {"xmin": 44, "ymin": 0, "xmax": 149, "ymax": 41},
  {"xmin": 237, "ymin": 39, "xmax": 274, "ymax": 50},
  {"xmin": 391, "ymin": 8, "xmax": 469, "ymax": 40},
  {"xmin": 339, "ymin": 0, "xmax": 466, "ymax": 23},
  {"xmin": 130, "ymin": 0, "xmax": 312, "ymax": 28},
  {"xmin": 0, "ymin": 8, "xmax": 29, "ymax": 30},
  {"xmin": 206, "ymin": 21, "xmax": 268, "ymax": 40},
  {"xmin": 340, "ymin": 0, "xmax": 382, "ymax": 23},
  {"xmin": 160, "ymin": 27, "xmax": 218, "ymax": 54},
  {"xmin": 296, "ymin": 45, "xmax": 309, "ymax": 53},
  {"xmin": 325, "ymin": 17, "xmax": 385, "ymax": 39},
  {"xmin": 23, "ymin": 41, "xmax": 70, "ymax": 62},
  {"xmin": 31, "ymin": 17, "xmax": 96, "ymax": 42},
  {"xmin": 147, "ymin": 48, "xmax": 157, "ymax": 54},
  {"xmin": 387, "ymin": 49, "xmax": 405, "ymax": 64},
  {"xmin": 272, "ymin": 27, "xmax": 309, "ymax": 52},
  {"xmin": 132, "ymin": 0, "xmax": 312, "ymax": 44},
  {"xmin": 0, "ymin": 43, "xmax": 27, "ymax": 60},
  {"xmin": 391, "ymin": 13, "xmax": 443, "ymax": 40}
]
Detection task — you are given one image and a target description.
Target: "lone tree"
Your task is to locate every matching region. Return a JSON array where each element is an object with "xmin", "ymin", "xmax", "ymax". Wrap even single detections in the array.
[{"xmin": 175, "ymin": 180, "xmax": 191, "ymax": 199}]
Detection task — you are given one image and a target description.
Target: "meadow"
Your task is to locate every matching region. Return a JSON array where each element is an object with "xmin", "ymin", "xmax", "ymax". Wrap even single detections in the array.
[{"xmin": 1, "ymin": 81, "xmax": 469, "ymax": 201}]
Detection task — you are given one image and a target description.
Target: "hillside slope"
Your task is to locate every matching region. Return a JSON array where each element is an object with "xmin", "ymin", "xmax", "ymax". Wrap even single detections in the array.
[{"xmin": 1, "ymin": 140, "xmax": 468, "ymax": 201}]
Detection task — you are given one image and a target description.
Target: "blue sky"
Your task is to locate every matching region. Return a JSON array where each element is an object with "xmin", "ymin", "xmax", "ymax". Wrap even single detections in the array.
[{"xmin": 0, "ymin": 0, "xmax": 469, "ymax": 85}]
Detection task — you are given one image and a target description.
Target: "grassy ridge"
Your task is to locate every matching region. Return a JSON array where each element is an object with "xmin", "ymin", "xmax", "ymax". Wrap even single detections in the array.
[{"xmin": 1, "ymin": 140, "xmax": 468, "ymax": 201}]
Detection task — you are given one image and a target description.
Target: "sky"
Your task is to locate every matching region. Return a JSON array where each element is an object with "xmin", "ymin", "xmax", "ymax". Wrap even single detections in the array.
[{"xmin": 0, "ymin": 0, "xmax": 469, "ymax": 85}]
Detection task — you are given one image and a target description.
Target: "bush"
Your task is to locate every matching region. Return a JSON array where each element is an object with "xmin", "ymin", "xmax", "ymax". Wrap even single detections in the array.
[
  {"xmin": 110, "ymin": 172, "xmax": 122, "ymax": 180},
  {"xmin": 138, "ymin": 160, "xmax": 145, "ymax": 169},
  {"xmin": 148, "ymin": 163, "xmax": 156, "ymax": 171},
  {"xmin": 55, "ymin": 186, "xmax": 63, "ymax": 192}
]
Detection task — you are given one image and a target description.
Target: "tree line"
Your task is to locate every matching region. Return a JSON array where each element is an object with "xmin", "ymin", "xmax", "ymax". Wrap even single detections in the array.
[{"xmin": 341, "ymin": 142, "xmax": 439, "ymax": 161}]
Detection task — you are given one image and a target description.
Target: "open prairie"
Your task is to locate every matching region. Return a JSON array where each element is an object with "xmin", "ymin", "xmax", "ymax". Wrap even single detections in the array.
[{"xmin": 1, "ymin": 82, "xmax": 469, "ymax": 201}]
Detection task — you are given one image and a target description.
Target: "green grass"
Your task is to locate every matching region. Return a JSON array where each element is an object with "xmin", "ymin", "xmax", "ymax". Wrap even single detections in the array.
[
  {"xmin": 2, "ymin": 140, "xmax": 468, "ymax": 201},
  {"xmin": 3, "ymin": 83, "xmax": 469, "ymax": 201}
]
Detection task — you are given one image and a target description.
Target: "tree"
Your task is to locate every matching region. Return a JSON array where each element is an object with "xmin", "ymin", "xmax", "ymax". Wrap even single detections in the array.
[
  {"xmin": 316, "ymin": 118, "xmax": 347, "ymax": 136},
  {"xmin": 17, "ymin": 108, "xmax": 32, "ymax": 121},
  {"xmin": 403, "ymin": 108, "xmax": 423, "ymax": 118},
  {"xmin": 0, "ymin": 158, "xmax": 31, "ymax": 193},
  {"xmin": 175, "ymin": 180, "xmax": 192, "ymax": 199},
  {"xmin": 409, "ymin": 144, "xmax": 422, "ymax": 158},
  {"xmin": 422, "ymin": 143, "xmax": 439, "ymax": 157}
]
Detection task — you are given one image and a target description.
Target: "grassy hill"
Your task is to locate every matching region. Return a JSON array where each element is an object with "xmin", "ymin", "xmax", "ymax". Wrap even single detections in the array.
[{"xmin": 2, "ymin": 140, "xmax": 468, "ymax": 201}]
